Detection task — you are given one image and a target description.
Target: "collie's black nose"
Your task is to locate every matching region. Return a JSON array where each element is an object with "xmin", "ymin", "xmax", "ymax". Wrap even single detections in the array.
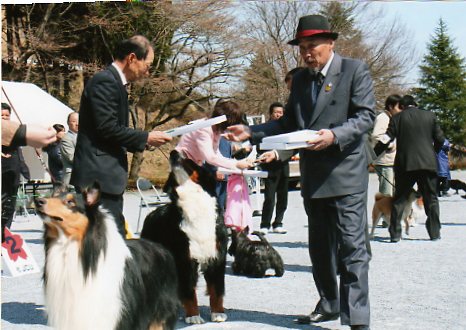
[{"xmin": 35, "ymin": 197, "xmax": 47, "ymax": 209}]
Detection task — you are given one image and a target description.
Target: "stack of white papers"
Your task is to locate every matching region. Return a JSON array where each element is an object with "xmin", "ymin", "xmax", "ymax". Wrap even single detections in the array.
[
  {"xmin": 259, "ymin": 130, "xmax": 318, "ymax": 150},
  {"xmin": 217, "ymin": 168, "xmax": 269, "ymax": 178},
  {"xmin": 164, "ymin": 115, "xmax": 226, "ymax": 137}
]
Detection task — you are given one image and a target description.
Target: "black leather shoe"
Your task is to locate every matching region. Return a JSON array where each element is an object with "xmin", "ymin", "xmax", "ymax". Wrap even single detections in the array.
[
  {"xmin": 351, "ymin": 325, "xmax": 370, "ymax": 330},
  {"xmin": 294, "ymin": 311, "xmax": 339, "ymax": 324},
  {"xmin": 390, "ymin": 237, "xmax": 401, "ymax": 243},
  {"xmin": 431, "ymin": 236, "xmax": 441, "ymax": 241}
]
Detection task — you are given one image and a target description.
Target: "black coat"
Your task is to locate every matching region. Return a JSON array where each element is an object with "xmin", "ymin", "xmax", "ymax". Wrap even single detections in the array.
[
  {"xmin": 386, "ymin": 106, "xmax": 445, "ymax": 174},
  {"xmin": 71, "ymin": 65, "xmax": 148, "ymax": 195}
]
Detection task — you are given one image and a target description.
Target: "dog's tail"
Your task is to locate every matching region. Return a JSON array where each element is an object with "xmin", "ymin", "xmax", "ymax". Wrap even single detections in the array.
[
  {"xmin": 251, "ymin": 231, "xmax": 269, "ymax": 244},
  {"xmin": 374, "ymin": 192, "xmax": 388, "ymax": 201}
]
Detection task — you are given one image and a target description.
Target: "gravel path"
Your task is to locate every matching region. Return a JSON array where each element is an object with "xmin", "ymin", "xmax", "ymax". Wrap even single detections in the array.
[{"xmin": 2, "ymin": 171, "xmax": 466, "ymax": 330}]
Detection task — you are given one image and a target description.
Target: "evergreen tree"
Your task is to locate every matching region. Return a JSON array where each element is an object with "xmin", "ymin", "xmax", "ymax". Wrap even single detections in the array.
[{"xmin": 416, "ymin": 19, "xmax": 466, "ymax": 145}]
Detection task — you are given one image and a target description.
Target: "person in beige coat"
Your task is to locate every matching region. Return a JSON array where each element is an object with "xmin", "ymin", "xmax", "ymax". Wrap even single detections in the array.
[{"xmin": 370, "ymin": 94, "xmax": 402, "ymax": 196}]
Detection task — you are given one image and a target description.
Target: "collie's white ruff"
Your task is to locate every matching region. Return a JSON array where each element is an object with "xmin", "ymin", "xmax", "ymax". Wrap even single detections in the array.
[
  {"xmin": 44, "ymin": 208, "xmax": 131, "ymax": 330},
  {"xmin": 176, "ymin": 180, "xmax": 218, "ymax": 263}
]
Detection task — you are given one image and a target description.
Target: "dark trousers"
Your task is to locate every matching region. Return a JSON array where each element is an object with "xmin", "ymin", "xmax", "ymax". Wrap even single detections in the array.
[
  {"xmin": 303, "ymin": 191, "xmax": 371, "ymax": 326},
  {"xmin": 2, "ymin": 170, "xmax": 19, "ymax": 242},
  {"xmin": 390, "ymin": 170, "xmax": 440, "ymax": 240},
  {"xmin": 260, "ymin": 169, "xmax": 289, "ymax": 229},
  {"xmin": 99, "ymin": 192, "xmax": 126, "ymax": 238}
]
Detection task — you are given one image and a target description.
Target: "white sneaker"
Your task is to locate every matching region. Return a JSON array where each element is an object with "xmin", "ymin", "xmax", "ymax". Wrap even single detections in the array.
[
  {"xmin": 258, "ymin": 228, "xmax": 269, "ymax": 235},
  {"xmin": 272, "ymin": 227, "xmax": 287, "ymax": 234}
]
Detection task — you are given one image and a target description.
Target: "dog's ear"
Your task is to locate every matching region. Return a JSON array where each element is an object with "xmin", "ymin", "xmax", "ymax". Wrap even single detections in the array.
[
  {"xmin": 82, "ymin": 181, "xmax": 101, "ymax": 206},
  {"xmin": 52, "ymin": 182, "xmax": 69, "ymax": 197},
  {"xmin": 243, "ymin": 226, "xmax": 250, "ymax": 235}
]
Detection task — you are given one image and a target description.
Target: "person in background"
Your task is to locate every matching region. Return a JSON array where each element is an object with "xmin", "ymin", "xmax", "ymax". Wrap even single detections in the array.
[
  {"xmin": 43, "ymin": 124, "xmax": 65, "ymax": 182},
  {"xmin": 2, "ymin": 102, "xmax": 44, "ymax": 242},
  {"xmin": 224, "ymin": 15, "xmax": 375, "ymax": 330},
  {"xmin": 371, "ymin": 94, "xmax": 402, "ymax": 196},
  {"xmin": 71, "ymin": 35, "xmax": 172, "ymax": 238},
  {"xmin": 374, "ymin": 95, "xmax": 445, "ymax": 242},
  {"xmin": 258, "ymin": 102, "xmax": 291, "ymax": 234},
  {"xmin": 61, "ymin": 112, "xmax": 79, "ymax": 185},
  {"xmin": 436, "ymin": 138, "xmax": 451, "ymax": 197}
]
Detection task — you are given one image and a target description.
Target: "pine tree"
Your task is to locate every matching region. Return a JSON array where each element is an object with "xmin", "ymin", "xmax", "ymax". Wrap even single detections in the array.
[{"xmin": 416, "ymin": 19, "xmax": 466, "ymax": 145}]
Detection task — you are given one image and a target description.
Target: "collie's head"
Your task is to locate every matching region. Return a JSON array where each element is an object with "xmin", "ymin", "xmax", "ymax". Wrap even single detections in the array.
[
  {"xmin": 164, "ymin": 150, "xmax": 217, "ymax": 200},
  {"xmin": 36, "ymin": 182, "xmax": 108, "ymax": 278},
  {"xmin": 35, "ymin": 182, "xmax": 107, "ymax": 242}
]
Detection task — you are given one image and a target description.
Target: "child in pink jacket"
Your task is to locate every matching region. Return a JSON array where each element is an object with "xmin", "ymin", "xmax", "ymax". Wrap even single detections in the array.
[{"xmin": 176, "ymin": 100, "xmax": 254, "ymax": 230}]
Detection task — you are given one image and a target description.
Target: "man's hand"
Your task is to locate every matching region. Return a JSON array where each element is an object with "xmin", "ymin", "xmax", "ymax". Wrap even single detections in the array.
[
  {"xmin": 305, "ymin": 129, "xmax": 335, "ymax": 151},
  {"xmin": 147, "ymin": 130, "xmax": 172, "ymax": 147},
  {"xmin": 26, "ymin": 125, "xmax": 57, "ymax": 148},
  {"xmin": 222, "ymin": 124, "xmax": 251, "ymax": 142},
  {"xmin": 215, "ymin": 171, "xmax": 225, "ymax": 181},
  {"xmin": 236, "ymin": 158, "xmax": 255, "ymax": 169},
  {"xmin": 256, "ymin": 150, "xmax": 277, "ymax": 164}
]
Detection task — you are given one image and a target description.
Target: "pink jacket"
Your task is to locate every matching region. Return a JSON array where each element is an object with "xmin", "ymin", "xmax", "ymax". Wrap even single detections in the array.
[{"xmin": 175, "ymin": 125, "xmax": 238, "ymax": 169}]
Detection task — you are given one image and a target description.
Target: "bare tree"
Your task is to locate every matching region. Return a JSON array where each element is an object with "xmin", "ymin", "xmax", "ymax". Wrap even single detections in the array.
[{"xmin": 234, "ymin": 1, "xmax": 417, "ymax": 115}]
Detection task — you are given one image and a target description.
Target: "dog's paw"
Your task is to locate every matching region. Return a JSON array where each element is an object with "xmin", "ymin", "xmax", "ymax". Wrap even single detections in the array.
[
  {"xmin": 211, "ymin": 312, "xmax": 228, "ymax": 322},
  {"xmin": 185, "ymin": 315, "xmax": 205, "ymax": 324}
]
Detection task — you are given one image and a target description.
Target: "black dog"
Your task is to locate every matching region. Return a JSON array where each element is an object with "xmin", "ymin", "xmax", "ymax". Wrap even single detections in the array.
[
  {"xmin": 141, "ymin": 150, "xmax": 228, "ymax": 325},
  {"xmin": 449, "ymin": 179, "xmax": 466, "ymax": 194},
  {"xmin": 228, "ymin": 226, "xmax": 284, "ymax": 278}
]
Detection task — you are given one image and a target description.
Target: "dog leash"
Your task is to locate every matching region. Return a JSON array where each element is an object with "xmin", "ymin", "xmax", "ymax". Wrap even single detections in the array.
[
  {"xmin": 2, "ymin": 85, "xmax": 57, "ymax": 183},
  {"xmin": 369, "ymin": 163, "xmax": 396, "ymax": 189}
]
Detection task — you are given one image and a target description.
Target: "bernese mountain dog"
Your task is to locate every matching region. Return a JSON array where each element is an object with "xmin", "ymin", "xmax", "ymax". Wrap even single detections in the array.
[{"xmin": 141, "ymin": 150, "xmax": 229, "ymax": 324}]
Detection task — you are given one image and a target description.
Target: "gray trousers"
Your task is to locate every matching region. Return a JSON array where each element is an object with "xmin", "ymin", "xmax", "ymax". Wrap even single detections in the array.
[{"xmin": 303, "ymin": 191, "xmax": 371, "ymax": 326}]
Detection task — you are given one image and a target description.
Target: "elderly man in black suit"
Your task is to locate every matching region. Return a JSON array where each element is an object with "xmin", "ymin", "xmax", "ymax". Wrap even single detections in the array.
[
  {"xmin": 375, "ymin": 95, "xmax": 445, "ymax": 242},
  {"xmin": 225, "ymin": 15, "xmax": 375, "ymax": 330},
  {"xmin": 71, "ymin": 35, "xmax": 172, "ymax": 237}
]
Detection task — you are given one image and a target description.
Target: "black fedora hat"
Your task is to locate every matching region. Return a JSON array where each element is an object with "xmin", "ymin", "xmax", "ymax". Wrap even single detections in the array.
[{"xmin": 288, "ymin": 14, "xmax": 338, "ymax": 46}]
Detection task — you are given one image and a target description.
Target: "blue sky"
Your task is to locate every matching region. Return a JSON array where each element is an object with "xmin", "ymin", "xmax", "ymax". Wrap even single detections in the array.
[{"xmin": 370, "ymin": 1, "xmax": 466, "ymax": 84}]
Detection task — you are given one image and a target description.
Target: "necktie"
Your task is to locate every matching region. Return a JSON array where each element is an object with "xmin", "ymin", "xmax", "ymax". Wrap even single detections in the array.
[{"xmin": 311, "ymin": 72, "xmax": 324, "ymax": 108}]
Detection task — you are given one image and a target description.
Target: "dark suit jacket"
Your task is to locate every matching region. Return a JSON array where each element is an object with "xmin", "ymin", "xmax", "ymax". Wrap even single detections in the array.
[
  {"xmin": 386, "ymin": 106, "xmax": 444, "ymax": 174},
  {"xmin": 71, "ymin": 65, "xmax": 148, "ymax": 195},
  {"xmin": 251, "ymin": 54, "xmax": 375, "ymax": 198}
]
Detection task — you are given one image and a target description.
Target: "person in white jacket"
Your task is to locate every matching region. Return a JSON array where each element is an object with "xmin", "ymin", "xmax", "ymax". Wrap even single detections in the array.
[{"xmin": 371, "ymin": 94, "xmax": 402, "ymax": 196}]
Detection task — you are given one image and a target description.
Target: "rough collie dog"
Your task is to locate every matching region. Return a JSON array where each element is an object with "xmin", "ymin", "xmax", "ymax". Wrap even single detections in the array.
[
  {"xmin": 228, "ymin": 226, "xmax": 284, "ymax": 278},
  {"xmin": 35, "ymin": 182, "xmax": 179, "ymax": 330},
  {"xmin": 141, "ymin": 150, "xmax": 228, "ymax": 325},
  {"xmin": 370, "ymin": 189, "xmax": 419, "ymax": 239}
]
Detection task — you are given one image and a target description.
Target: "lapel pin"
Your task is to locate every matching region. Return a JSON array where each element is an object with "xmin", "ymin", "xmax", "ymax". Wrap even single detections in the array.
[{"xmin": 325, "ymin": 82, "xmax": 333, "ymax": 92}]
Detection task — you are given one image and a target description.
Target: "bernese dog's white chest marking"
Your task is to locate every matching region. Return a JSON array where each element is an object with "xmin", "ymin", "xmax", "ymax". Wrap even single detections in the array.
[
  {"xmin": 176, "ymin": 180, "xmax": 218, "ymax": 263},
  {"xmin": 44, "ymin": 217, "xmax": 131, "ymax": 330}
]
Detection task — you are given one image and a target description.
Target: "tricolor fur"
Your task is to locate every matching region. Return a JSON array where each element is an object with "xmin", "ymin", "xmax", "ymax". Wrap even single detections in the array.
[
  {"xmin": 37, "ymin": 183, "xmax": 179, "ymax": 330},
  {"xmin": 141, "ymin": 150, "xmax": 228, "ymax": 324}
]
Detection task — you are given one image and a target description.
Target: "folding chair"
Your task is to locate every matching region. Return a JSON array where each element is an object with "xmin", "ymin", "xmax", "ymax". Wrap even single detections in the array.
[{"xmin": 135, "ymin": 177, "xmax": 170, "ymax": 233}]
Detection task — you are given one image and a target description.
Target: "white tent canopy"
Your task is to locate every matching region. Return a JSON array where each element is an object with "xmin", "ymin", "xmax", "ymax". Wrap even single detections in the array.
[
  {"xmin": 1, "ymin": 81, "xmax": 76, "ymax": 180},
  {"xmin": 1, "ymin": 81, "xmax": 74, "ymax": 128}
]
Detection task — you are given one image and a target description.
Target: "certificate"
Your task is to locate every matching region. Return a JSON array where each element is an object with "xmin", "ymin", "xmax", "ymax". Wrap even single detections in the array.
[
  {"xmin": 217, "ymin": 167, "xmax": 268, "ymax": 178},
  {"xmin": 164, "ymin": 115, "xmax": 227, "ymax": 137}
]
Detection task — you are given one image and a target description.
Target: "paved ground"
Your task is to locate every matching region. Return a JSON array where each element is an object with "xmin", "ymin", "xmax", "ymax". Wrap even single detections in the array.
[{"xmin": 2, "ymin": 171, "xmax": 466, "ymax": 330}]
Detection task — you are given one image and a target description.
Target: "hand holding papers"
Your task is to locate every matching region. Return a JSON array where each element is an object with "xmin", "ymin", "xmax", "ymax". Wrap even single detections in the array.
[
  {"xmin": 164, "ymin": 115, "xmax": 227, "ymax": 137},
  {"xmin": 260, "ymin": 130, "xmax": 319, "ymax": 150}
]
